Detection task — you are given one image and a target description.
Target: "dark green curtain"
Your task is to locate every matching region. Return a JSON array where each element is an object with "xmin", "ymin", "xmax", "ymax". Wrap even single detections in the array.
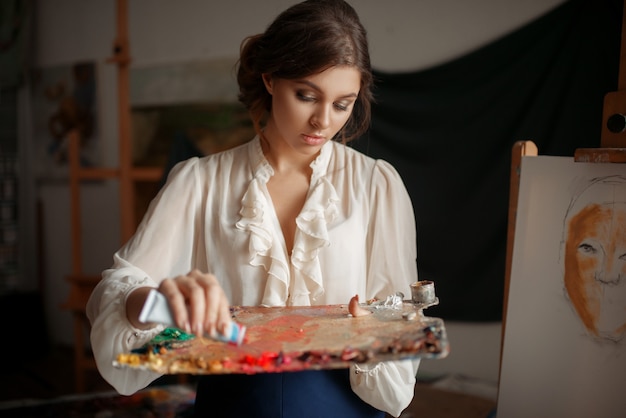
[{"xmin": 352, "ymin": 0, "xmax": 623, "ymax": 321}]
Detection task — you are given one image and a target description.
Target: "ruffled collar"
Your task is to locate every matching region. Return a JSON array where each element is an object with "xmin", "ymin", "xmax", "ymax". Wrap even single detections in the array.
[{"xmin": 235, "ymin": 136, "xmax": 339, "ymax": 307}]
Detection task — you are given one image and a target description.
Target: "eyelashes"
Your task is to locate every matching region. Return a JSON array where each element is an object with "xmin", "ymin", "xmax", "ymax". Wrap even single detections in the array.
[
  {"xmin": 295, "ymin": 91, "xmax": 351, "ymax": 112},
  {"xmin": 295, "ymin": 91, "xmax": 315, "ymax": 102}
]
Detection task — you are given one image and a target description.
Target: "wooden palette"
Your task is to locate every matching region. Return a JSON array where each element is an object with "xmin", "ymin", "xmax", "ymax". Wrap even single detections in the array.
[{"xmin": 114, "ymin": 302, "xmax": 449, "ymax": 375}]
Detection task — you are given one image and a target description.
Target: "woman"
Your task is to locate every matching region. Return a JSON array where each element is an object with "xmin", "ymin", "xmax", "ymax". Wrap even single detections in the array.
[{"xmin": 87, "ymin": 1, "xmax": 420, "ymax": 416}]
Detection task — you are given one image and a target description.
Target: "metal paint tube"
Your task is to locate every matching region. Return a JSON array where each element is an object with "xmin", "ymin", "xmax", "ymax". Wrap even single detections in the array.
[
  {"xmin": 139, "ymin": 288, "xmax": 246, "ymax": 346},
  {"xmin": 410, "ymin": 280, "xmax": 436, "ymax": 304}
]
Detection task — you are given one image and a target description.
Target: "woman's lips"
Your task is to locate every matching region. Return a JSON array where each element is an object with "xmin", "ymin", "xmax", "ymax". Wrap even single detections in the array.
[{"xmin": 302, "ymin": 133, "xmax": 325, "ymax": 146}]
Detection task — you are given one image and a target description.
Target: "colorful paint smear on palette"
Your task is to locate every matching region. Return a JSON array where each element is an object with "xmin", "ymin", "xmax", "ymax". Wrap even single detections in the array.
[{"xmin": 115, "ymin": 303, "xmax": 449, "ymax": 375}]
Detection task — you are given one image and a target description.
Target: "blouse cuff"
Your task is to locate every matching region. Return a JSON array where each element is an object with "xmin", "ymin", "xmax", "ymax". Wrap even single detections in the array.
[
  {"xmin": 349, "ymin": 360, "xmax": 419, "ymax": 418},
  {"xmin": 352, "ymin": 362, "xmax": 381, "ymax": 375}
]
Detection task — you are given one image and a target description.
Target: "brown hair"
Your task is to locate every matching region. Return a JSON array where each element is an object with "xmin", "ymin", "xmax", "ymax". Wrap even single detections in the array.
[{"xmin": 237, "ymin": 0, "xmax": 373, "ymax": 144}]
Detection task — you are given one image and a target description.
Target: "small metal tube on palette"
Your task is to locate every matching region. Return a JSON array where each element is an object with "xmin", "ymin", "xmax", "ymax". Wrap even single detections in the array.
[
  {"xmin": 139, "ymin": 288, "xmax": 246, "ymax": 346},
  {"xmin": 410, "ymin": 280, "xmax": 436, "ymax": 304}
]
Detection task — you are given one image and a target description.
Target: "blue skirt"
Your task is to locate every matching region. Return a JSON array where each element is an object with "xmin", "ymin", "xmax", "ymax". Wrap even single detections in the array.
[{"xmin": 193, "ymin": 368, "xmax": 385, "ymax": 418}]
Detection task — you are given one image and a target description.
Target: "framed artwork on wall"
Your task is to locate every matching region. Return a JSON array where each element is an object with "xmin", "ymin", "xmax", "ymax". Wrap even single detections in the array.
[
  {"xmin": 30, "ymin": 61, "xmax": 99, "ymax": 181},
  {"xmin": 129, "ymin": 57, "xmax": 250, "ymax": 169}
]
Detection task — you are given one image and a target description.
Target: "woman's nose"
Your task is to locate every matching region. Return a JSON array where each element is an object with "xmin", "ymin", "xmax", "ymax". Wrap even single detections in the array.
[{"xmin": 310, "ymin": 105, "xmax": 331, "ymax": 129}]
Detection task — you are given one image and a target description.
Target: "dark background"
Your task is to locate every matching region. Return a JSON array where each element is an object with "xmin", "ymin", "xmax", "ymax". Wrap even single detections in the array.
[{"xmin": 352, "ymin": 0, "xmax": 623, "ymax": 321}]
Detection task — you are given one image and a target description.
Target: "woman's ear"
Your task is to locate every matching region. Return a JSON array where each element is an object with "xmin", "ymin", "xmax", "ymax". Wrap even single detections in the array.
[{"xmin": 262, "ymin": 73, "xmax": 273, "ymax": 95}]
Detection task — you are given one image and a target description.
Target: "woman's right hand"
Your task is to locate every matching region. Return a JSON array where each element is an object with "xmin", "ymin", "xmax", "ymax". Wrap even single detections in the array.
[{"xmin": 157, "ymin": 269, "xmax": 232, "ymax": 337}]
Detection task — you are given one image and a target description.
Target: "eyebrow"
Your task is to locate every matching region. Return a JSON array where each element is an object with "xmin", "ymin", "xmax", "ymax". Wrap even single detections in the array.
[{"xmin": 296, "ymin": 79, "xmax": 359, "ymax": 100}]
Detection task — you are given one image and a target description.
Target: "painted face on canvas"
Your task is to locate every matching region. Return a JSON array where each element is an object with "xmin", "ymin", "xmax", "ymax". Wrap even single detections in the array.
[
  {"xmin": 564, "ymin": 201, "xmax": 626, "ymax": 342},
  {"xmin": 262, "ymin": 66, "xmax": 360, "ymax": 155}
]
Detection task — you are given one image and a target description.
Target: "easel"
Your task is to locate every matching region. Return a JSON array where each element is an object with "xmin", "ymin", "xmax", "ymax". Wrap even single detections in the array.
[
  {"xmin": 501, "ymin": 0, "xmax": 626, "ymax": 390},
  {"xmin": 61, "ymin": 0, "xmax": 163, "ymax": 392}
]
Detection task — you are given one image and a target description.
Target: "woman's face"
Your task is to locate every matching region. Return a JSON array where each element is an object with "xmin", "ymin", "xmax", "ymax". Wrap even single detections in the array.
[
  {"xmin": 564, "ymin": 202, "xmax": 626, "ymax": 341},
  {"xmin": 262, "ymin": 65, "xmax": 361, "ymax": 157}
]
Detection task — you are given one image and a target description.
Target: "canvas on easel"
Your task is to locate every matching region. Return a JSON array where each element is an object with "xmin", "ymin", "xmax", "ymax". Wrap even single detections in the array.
[
  {"xmin": 497, "ymin": 154, "xmax": 626, "ymax": 418},
  {"xmin": 498, "ymin": 3, "xmax": 626, "ymax": 415}
]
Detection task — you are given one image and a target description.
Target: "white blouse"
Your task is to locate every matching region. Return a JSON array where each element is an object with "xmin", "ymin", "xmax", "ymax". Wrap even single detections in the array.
[{"xmin": 87, "ymin": 136, "xmax": 420, "ymax": 417}]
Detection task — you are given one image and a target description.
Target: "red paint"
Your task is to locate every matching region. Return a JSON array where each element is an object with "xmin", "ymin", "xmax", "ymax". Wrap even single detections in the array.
[{"xmin": 247, "ymin": 315, "xmax": 318, "ymax": 344}]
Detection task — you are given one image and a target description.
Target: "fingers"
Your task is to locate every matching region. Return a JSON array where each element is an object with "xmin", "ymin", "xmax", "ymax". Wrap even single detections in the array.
[
  {"xmin": 158, "ymin": 278, "xmax": 192, "ymax": 332},
  {"xmin": 157, "ymin": 270, "xmax": 231, "ymax": 337},
  {"xmin": 188, "ymin": 270, "xmax": 231, "ymax": 337},
  {"xmin": 191, "ymin": 272, "xmax": 221, "ymax": 336}
]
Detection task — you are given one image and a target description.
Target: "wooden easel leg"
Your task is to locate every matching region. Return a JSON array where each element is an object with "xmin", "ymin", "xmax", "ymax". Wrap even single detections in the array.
[{"xmin": 500, "ymin": 140, "xmax": 537, "ymax": 380}]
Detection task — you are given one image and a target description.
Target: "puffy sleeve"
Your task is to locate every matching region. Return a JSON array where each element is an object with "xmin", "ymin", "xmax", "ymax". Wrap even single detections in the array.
[
  {"xmin": 86, "ymin": 158, "xmax": 204, "ymax": 395},
  {"xmin": 364, "ymin": 160, "xmax": 418, "ymax": 299},
  {"xmin": 350, "ymin": 360, "xmax": 420, "ymax": 417},
  {"xmin": 350, "ymin": 159, "xmax": 420, "ymax": 417},
  {"xmin": 86, "ymin": 259, "xmax": 164, "ymax": 395}
]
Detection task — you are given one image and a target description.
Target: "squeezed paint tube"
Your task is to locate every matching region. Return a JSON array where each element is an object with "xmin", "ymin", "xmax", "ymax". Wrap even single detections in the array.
[{"xmin": 139, "ymin": 288, "xmax": 246, "ymax": 346}]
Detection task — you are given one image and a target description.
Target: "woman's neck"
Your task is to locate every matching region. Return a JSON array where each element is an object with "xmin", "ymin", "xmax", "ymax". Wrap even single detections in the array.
[{"xmin": 260, "ymin": 130, "xmax": 316, "ymax": 176}]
